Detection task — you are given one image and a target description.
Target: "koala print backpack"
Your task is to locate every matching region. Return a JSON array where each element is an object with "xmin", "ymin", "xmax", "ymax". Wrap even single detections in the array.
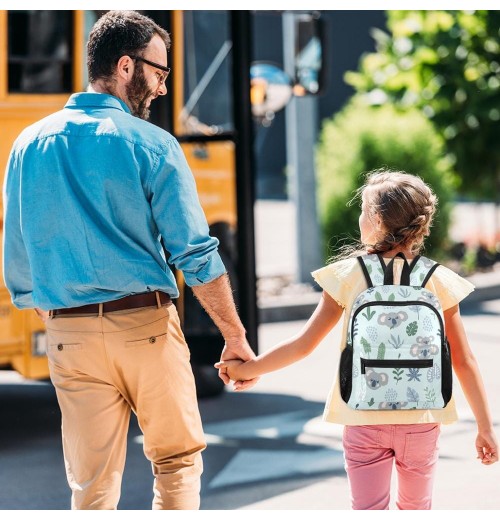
[{"xmin": 339, "ymin": 252, "xmax": 452, "ymax": 411}]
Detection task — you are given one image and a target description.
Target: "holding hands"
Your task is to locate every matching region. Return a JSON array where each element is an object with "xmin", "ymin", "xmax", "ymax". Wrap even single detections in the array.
[
  {"xmin": 216, "ymin": 336, "xmax": 259, "ymax": 391},
  {"xmin": 215, "ymin": 358, "xmax": 254, "ymax": 391}
]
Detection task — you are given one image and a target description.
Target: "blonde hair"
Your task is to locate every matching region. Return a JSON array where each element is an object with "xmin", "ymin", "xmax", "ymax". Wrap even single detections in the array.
[{"xmin": 331, "ymin": 169, "xmax": 437, "ymax": 261}]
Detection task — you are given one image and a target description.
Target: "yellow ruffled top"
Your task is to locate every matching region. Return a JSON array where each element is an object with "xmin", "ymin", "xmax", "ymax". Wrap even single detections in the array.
[{"xmin": 312, "ymin": 256, "xmax": 475, "ymax": 425}]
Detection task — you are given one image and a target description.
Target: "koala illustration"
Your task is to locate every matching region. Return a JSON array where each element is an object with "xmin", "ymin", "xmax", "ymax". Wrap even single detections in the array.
[
  {"xmin": 364, "ymin": 368, "xmax": 389, "ymax": 390},
  {"xmin": 410, "ymin": 336, "xmax": 439, "ymax": 359},
  {"xmin": 378, "ymin": 311, "xmax": 408, "ymax": 329},
  {"xmin": 379, "ymin": 401, "xmax": 408, "ymax": 410}
]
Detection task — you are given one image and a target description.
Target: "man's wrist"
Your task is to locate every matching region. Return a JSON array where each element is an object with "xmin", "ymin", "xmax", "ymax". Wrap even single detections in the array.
[{"xmin": 223, "ymin": 327, "xmax": 247, "ymax": 342}]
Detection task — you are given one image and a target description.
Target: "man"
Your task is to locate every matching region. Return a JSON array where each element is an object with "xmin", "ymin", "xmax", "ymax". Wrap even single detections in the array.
[{"xmin": 2, "ymin": 11, "xmax": 255, "ymax": 510}]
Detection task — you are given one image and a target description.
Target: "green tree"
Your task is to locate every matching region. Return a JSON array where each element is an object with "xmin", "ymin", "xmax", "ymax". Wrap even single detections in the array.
[
  {"xmin": 316, "ymin": 99, "xmax": 456, "ymax": 260},
  {"xmin": 346, "ymin": 10, "xmax": 500, "ymax": 200}
]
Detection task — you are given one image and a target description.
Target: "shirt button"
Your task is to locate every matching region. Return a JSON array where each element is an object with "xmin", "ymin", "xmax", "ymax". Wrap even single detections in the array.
[
  {"xmin": 57, "ymin": 344, "xmax": 63, "ymax": 351},
  {"xmin": 149, "ymin": 337, "xmax": 156, "ymax": 344}
]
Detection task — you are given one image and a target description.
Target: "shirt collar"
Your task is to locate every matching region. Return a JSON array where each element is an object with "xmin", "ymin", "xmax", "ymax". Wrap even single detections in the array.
[{"xmin": 65, "ymin": 92, "xmax": 132, "ymax": 114}]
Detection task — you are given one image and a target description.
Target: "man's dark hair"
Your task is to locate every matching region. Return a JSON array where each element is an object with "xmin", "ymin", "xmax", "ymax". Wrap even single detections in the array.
[{"xmin": 87, "ymin": 11, "xmax": 170, "ymax": 83}]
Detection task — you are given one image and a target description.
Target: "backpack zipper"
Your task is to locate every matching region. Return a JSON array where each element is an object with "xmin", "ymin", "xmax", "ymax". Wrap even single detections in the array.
[{"xmin": 361, "ymin": 357, "xmax": 433, "ymax": 374}]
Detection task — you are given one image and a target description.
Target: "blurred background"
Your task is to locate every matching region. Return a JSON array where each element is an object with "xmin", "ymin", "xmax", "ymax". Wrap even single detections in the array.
[{"xmin": 1, "ymin": 9, "xmax": 499, "ymax": 510}]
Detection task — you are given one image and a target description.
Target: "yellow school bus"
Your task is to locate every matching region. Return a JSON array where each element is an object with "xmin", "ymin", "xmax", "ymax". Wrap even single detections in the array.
[{"xmin": 0, "ymin": 9, "xmax": 324, "ymax": 395}]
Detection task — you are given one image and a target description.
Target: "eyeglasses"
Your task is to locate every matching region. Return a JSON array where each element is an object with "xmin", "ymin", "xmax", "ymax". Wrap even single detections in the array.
[{"xmin": 129, "ymin": 55, "xmax": 171, "ymax": 82}]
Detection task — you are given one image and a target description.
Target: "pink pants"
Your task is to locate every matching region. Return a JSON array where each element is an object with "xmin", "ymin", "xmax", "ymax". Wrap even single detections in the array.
[{"xmin": 343, "ymin": 423, "xmax": 440, "ymax": 510}]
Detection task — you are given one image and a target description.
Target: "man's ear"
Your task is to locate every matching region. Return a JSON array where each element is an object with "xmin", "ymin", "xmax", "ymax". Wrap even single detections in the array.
[{"xmin": 116, "ymin": 55, "xmax": 135, "ymax": 81}]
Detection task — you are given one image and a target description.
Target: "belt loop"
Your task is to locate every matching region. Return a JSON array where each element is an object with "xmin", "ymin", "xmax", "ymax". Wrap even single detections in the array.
[
  {"xmin": 98, "ymin": 303, "xmax": 104, "ymax": 317},
  {"xmin": 155, "ymin": 291, "xmax": 162, "ymax": 309}
]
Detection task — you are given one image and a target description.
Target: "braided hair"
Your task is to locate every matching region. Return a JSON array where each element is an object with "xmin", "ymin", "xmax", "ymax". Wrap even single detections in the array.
[{"xmin": 357, "ymin": 169, "xmax": 437, "ymax": 255}]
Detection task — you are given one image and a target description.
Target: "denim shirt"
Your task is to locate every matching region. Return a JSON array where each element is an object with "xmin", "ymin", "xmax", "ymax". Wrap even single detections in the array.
[{"xmin": 2, "ymin": 92, "xmax": 226, "ymax": 310}]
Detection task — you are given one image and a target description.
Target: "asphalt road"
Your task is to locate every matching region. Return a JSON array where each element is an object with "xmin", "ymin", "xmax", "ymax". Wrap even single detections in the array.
[{"xmin": 1, "ymin": 299, "xmax": 500, "ymax": 510}]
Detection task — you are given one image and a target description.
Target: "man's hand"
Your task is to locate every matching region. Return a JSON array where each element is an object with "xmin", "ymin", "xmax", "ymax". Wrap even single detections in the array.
[
  {"xmin": 190, "ymin": 275, "xmax": 260, "ymax": 390},
  {"xmin": 218, "ymin": 336, "xmax": 260, "ymax": 390},
  {"xmin": 34, "ymin": 308, "xmax": 49, "ymax": 323}
]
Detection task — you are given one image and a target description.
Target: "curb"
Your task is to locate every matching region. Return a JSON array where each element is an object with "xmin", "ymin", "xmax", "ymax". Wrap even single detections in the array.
[{"xmin": 258, "ymin": 281, "xmax": 500, "ymax": 324}]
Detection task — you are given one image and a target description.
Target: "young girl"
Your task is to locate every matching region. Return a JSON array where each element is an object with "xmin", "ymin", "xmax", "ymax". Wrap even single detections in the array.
[{"xmin": 215, "ymin": 169, "xmax": 498, "ymax": 510}]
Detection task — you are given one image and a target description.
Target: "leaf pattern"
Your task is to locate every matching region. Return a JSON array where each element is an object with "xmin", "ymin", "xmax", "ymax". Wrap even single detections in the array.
[
  {"xmin": 388, "ymin": 334, "xmax": 403, "ymax": 349},
  {"xmin": 424, "ymin": 386, "xmax": 436, "ymax": 405},
  {"xmin": 392, "ymin": 367, "xmax": 404, "ymax": 384},
  {"xmin": 407, "ymin": 387, "xmax": 419, "ymax": 402},
  {"xmin": 406, "ymin": 368, "xmax": 421, "ymax": 382},
  {"xmin": 346, "ymin": 256, "xmax": 448, "ymax": 411},
  {"xmin": 362, "ymin": 307, "xmax": 376, "ymax": 321},
  {"xmin": 360, "ymin": 337, "xmax": 372, "ymax": 357},
  {"xmin": 406, "ymin": 321, "xmax": 418, "ymax": 336},
  {"xmin": 426, "ymin": 365, "xmax": 441, "ymax": 382}
]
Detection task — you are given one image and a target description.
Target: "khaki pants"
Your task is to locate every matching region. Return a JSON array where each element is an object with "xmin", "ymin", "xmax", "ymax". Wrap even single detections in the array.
[{"xmin": 46, "ymin": 303, "xmax": 206, "ymax": 510}]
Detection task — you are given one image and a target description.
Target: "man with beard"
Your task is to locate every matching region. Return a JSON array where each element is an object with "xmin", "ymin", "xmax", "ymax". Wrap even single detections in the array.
[{"xmin": 2, "ymin": 11, "xmax": 256, "ymax": 510}]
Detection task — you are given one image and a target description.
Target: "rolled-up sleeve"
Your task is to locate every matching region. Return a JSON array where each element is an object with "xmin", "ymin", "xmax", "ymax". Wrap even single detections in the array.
[{"xmin": 148, "ymin": 139, "xmax": 226, "ymax": 286}]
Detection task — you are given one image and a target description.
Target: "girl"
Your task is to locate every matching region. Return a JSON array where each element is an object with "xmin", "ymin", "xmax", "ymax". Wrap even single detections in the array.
[{"xmin": 215, "ymin": 169, "xmax": 498, "ymax": 510}]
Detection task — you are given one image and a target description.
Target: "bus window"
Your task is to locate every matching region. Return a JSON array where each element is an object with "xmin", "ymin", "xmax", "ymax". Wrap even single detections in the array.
[
  {"xmin": 178, "ymin": 11, "xmax": 234, "ymax": 136},
  {"xmin": 8, "ymin": 10, "xmax": 73, "ymax": 93}
]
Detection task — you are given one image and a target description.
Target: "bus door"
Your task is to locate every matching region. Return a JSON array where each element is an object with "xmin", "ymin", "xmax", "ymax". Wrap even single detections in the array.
[{"xmin": 149, "ymin": 11, "xmax": 258, "ymax": 397}]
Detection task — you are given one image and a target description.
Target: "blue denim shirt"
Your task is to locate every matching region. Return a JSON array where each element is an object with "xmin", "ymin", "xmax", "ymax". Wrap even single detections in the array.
[{"xmin": 2, "ymin": 92, "xmax": 226, "ymax": 310}]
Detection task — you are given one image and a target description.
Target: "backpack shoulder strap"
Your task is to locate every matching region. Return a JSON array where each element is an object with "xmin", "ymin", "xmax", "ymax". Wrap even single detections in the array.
[
  {"xmin": 357, "ymin": 254, "xmax": 387, "ymax": 287},
  {"xmin": 410, "ymin": 256, "xmax": 440, "ymax": 287},
  {"xmin": 356, "ymin": 255, "xmax": 374, "ymax": 288}
]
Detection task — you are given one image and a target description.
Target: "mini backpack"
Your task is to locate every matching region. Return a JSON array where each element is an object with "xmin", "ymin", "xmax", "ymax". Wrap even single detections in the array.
[{"xmin": 339, "ymin": 252, "xmax": 452, "ymax": 411}]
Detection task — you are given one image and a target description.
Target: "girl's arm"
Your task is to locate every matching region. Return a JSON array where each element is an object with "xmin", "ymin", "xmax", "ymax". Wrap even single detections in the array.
[
  {"xmin": 445, "ymin": 304, "xmax": 498, "ymax": 465},
  {"xmin": 216, "ymin": 291, "xmax": 344, "ymax": 387}
]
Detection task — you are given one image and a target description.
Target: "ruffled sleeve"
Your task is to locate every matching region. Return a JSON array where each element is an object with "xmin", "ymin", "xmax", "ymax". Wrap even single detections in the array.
[
  {"xmin": 429, "ymin": 264, "xmax": 475, "ymax": 310},
  {"xmin": 311, "ymin": 258, "xmax": 358, "ymax": 308}
]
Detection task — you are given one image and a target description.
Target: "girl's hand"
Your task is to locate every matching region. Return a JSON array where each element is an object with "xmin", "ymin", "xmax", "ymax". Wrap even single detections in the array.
[
  {"xmin": 214, "ymin": 359, "xmax": 248, "ymax": 388},
  {"xmin": 476, "ymin": 429, "xmax": 498, "ymax": 465},
  {"xmin": 218, "ymin": 340, "xmax": 260, "ymax": 390}
]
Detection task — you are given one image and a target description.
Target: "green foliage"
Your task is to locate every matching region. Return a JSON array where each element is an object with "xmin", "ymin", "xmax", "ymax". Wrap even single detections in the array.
[
  {"xmin": 316, "ymin": 99, "xmax": 456, "ymax": 259},
  {"xmin": 346, "ymin": 10, "xmax": 500, "ymax": 199},
  {"xmin": 362, "ymin": 307, "xmax": 376, "ymax": 321},
  {"xmin": 361, "ymin": 337, "xmax": 372, "ymax": 356},
  {"xmin": 406, "ymin": 321, "xmax": 418, "ymax": 336},
  {"xmin": 392, "ymin": 367, "xmax": 404, "ymax": 383}
]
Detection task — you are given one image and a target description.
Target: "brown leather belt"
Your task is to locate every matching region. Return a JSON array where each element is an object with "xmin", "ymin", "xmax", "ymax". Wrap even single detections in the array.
[{"xmin": 51, "ymin": 291, "xmax": 171, "ymax": 317}]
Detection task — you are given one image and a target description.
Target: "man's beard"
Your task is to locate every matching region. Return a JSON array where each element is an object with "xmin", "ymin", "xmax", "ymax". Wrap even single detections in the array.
[{"xmin": 126, "ymin": 67, "xmax": 154, "ymax": 120}]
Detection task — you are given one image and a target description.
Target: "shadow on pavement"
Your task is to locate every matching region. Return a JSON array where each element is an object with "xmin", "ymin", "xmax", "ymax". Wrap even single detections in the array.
[
  {"xmin": 461, "ymin": 300, "xmax": 500, "ymax": 316},
  {"xmin": 0, "ymin": 380, "xmax": 60, "ymax": 448},
  {"xmin": 198, "ymin": 391, "xmax": 346, "ymax": 510},
  {"xmin": 0, "ymin": 380, "xmax": 346, "ymax": 510}
]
